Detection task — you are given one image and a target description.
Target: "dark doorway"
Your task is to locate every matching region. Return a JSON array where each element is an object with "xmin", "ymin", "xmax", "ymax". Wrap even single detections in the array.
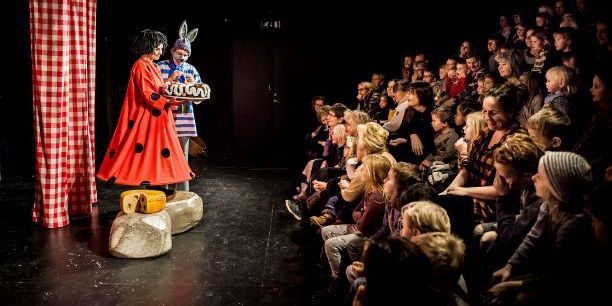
[
  {"xmin": 232, "ymin": 39, "xmax": 277, "ymax": 157},
  {"xmin": 231, "ymin": 37, "xmax": 321, "ymax": 166}
]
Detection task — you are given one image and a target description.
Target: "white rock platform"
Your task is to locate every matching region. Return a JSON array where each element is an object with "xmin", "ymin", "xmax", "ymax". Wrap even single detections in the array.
[
  {"xmin": 109, "ymin": 210, "xmax": 172, "ymax": 258},
  {"xmin": 165, "ymin": 191, "xmax": 204, "ymax": 235}
]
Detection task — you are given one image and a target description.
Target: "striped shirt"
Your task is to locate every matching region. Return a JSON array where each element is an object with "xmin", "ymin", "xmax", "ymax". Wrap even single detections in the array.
[{"xmin": 157, "ymin": 60, "xmax": 201, "ymax": 137}]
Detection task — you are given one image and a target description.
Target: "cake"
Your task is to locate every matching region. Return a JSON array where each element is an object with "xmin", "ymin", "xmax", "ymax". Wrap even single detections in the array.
[{"xmin": 164, "ymin": 82, "xmax": 210, "ymax": 99}]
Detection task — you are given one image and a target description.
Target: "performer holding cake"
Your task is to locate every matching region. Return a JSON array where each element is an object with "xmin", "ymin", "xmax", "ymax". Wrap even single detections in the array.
[
  {"xmin": 158, "ymin": 20, "xmax": 204, "ymax": 192},
  {"xmin": 164, "ymin": 81, "xmax": 210, "ymax": 99},
  {"xmin": 97, "ymin": 29, "xmax": 192, "ymax": 190}
]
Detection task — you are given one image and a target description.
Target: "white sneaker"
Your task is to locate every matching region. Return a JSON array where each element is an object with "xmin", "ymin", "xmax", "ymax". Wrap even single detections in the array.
[{"xmin": 285, "ymin": 199, "xmax": 302, "ymax": 221}]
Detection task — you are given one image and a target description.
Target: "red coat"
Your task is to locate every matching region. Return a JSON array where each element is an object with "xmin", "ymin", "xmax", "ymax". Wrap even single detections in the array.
[{"xmin": 97, "ymin": 58, "xmax": 193, "ymax": 186}]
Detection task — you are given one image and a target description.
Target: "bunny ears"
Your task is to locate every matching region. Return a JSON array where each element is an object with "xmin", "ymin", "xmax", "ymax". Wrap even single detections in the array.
[
  {"xmin": 179, "ymin": 20, "xmax": 198, "ymax": 42},
  {"xmin": 172, "ymin": 20, "xmax": 198, "ymax": 55}
]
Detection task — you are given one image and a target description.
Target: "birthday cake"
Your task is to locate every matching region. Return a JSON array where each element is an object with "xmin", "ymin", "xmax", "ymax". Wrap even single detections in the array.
[{"xmin": 164, "ymin": 82, "xmax": 211, "ymax": 100}]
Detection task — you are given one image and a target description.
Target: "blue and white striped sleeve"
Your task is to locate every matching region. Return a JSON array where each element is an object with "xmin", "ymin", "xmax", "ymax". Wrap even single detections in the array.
[
  {"xmin": 157, "ymin": 61, "xmax": 171, "ymax": 80},
  {"xmin": 191, "ymin": 65, "xmax": 202, "ymax": 83}
]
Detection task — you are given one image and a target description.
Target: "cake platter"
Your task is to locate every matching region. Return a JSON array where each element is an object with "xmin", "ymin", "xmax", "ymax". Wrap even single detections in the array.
[{"xmin": 161, "ymin": 94, "xmax": 207, "ymax": 102}]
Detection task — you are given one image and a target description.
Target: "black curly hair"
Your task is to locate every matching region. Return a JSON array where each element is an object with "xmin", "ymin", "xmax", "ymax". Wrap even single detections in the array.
[{"xmin": 131, "ymin": 29, "xmax": 167, "ymax": 57}]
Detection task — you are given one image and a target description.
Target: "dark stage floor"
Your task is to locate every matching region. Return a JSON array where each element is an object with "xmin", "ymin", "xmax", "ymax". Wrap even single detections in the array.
[{"xmin": 0, "ymin": 157, "xmax": 327, "ymax": 305}]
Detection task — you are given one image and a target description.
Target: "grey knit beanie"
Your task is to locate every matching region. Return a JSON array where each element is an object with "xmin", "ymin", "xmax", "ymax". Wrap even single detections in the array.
[{"xmin": 540, "ymin": 151, "xmax": 592, "ymax": 202}]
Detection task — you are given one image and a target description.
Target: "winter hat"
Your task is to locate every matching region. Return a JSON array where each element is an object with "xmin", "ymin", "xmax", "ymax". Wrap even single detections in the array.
[
  {"xmin": 172, "ymin": 20, "xmax": 198, "ymax": 55},
  {"xmin": 540, "ymin": 151, "xmax": 592, "ymax": 202},
  {"xmin": 172, "ymin": 38, "xmax": 192, "ymax": 55}
]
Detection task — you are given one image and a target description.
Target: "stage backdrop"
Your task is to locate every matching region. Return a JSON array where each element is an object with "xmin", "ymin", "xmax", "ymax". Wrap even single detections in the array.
[{"xmin": 29, "ymin": 0, "xmax": 97, "ymax": 228}]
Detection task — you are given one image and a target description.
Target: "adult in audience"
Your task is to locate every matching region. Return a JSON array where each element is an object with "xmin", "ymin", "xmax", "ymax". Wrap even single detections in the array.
[{"xmin": 442, "ymin": 83, "xmax": 525, "ymax": 225}]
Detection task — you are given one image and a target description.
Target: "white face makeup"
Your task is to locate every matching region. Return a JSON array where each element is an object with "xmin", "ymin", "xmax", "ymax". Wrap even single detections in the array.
[{"xmin": 172, "ymin": 49, "xmax": 189, "ymax": 64}]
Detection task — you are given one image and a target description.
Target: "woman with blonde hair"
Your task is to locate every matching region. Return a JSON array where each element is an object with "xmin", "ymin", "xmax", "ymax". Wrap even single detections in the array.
[{"xmin": 344, "ymin": 110, "xmax": 371, "ymax": 137}]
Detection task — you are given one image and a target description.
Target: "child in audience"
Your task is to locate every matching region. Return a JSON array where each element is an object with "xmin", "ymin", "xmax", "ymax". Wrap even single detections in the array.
[
  {"xmin": 344, "ymin": 163, "xmax": 424, "ymax": 283},
  {"xmin": 454, "ymin": 100, "xmax": 482, "ymax": 135},
  {"xmin": 349, "ymin": 199, "xmax": 447, "ymax": 304},
  {"xmin": 414, "ymin": 232, "xmax": 469, "ymax": 306},
  {"xmin": 421, "ymin": 107, "xmax": 460, "ymax": 171},
  {"xmin": 481, "ymin": 134, "xmax": 544, "ymax": 273},
  {"xmin": 553, "ymin": 27, "xmax": 575, "ymax": 54},
  {"xmin": 448, "ymin": 64, "xmax": 467, "ymax": 99},
  {"xmin": 423, "ymin": 69, "xmax": 436, "ymax": 84},
  {"xmin": 434, "ymin": 64, "xmax": 449, "ymax": 105},
  {"xmin": 444, "ymin": 67, "xmax": 457, "ymax": 94},
  {"xmin": 483, "ymin": 74, "xmax": 497, "ymax": 93},
  {"xmin": 488, "ymin": 152, "xmax": 596, "ymax": 305},
  {"xmin": 308, "ymin": 122, "xmax": 395, "ymax": 227},
  {"xmin": 320, "ymin": 154, "xmax": 390, "ymax": 282},
  {"xmin": 476, "ymin": 76, "xmax": 487, "ymax": 104},
  {"xmin": 372, "ymin": 94, "xmax": 391, "ymax": 124},
  {"xmin": 352, "ymin": 237, "xmax": 443, "ymax": 306},
  {"xmin": 412, "ymin": 61, "xmax": 426, "ymax": 81},
  {"xmin": 526, "ymin": 107, "xmax": 572, "ymax": 150},
  {"xmin": 544, "ymin": 66, "xmax": 574, "ymax": 116},
  {"xmin": 455, "ymin": 112, "xmax": 488, "ymax": 168},
  {"xmin": 400, "ymin": 201, "xmax": 452, "ymax": 239}
]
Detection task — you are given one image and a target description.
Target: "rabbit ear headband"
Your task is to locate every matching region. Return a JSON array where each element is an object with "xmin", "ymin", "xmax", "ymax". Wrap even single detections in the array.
[
  {"xmin": 179, "ymin": 20, "xmax": 198, "ymax": 42},
  {"xmin": 172, "ymin": 20, "xmax": 199, "ymax": 55}
]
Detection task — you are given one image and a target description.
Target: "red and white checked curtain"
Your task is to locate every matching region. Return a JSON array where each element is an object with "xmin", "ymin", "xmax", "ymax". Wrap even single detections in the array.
[{"xmin": 29, "ymin": 0, "xmax": 97, "ymax": 228}]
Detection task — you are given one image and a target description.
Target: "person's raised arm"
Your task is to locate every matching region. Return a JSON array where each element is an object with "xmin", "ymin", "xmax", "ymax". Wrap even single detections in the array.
[
  {"xmin": 164, "ymin": 70, "xmax": 182, "ymax": 83},
  {"xmin": 382, "ymin": 102, "xmax": 407, "ymax": 133}
]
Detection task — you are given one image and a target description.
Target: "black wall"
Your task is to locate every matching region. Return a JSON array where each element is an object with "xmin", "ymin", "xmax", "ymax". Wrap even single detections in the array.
[{"xmin": 2, "ymin": 0, "xmax": 579, "ymax": 178}]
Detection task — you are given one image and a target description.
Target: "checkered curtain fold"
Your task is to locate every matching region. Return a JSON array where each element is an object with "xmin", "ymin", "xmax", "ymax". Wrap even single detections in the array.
[{"xmin": 29, "ymin": 0, "xmax": 97, "ymax": 228}]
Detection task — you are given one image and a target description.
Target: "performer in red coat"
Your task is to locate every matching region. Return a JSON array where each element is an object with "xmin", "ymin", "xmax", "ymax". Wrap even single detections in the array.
[{"xmin": 97, "ymin": 29, "xmax": 193, "ymax": 187}]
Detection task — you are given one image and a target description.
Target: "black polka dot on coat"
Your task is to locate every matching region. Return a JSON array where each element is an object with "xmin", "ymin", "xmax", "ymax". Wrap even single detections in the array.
[
  {"xmin": 135, "ymin": 143, "xmax": 144, "ymax": 153},
  {"xmin": 151, "ymin": 109, "xmax": 161, "ymax": 117},
  {"xmin": 151, "ymin": 93, "xmax": 160, "ymax": 101},
  {"xmin": 108, "ymin": 177, "xmax": 116, "ymax": 183},
  {"xmin": 109, "ymin": 149, "xmax": 115, "ymax": 159},
  {"xmin": 127, "ymin": 120, "xmax": 134, "ymax": 129},
  {"xmin": 161, "ymin": 148, "xmax": 170, "ymax": 158},
  {"xmin": 140, "ymin": 181, "xmax": 150, "ymax": 187}
]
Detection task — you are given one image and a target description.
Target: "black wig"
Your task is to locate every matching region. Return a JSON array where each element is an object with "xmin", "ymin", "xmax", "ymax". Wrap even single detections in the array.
[{"xmin": 131, "ymin": 29, "xmax": 167, "ymax": 57}]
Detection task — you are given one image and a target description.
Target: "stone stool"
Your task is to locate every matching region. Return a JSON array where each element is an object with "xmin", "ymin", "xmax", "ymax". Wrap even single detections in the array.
[
  {"xmin": 109, "ymin": 210, "xmax": 172, "ymax": 258},
  {"xmin": 165, "ymin": 191, "xmax": 204, "ymax": 235}
]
